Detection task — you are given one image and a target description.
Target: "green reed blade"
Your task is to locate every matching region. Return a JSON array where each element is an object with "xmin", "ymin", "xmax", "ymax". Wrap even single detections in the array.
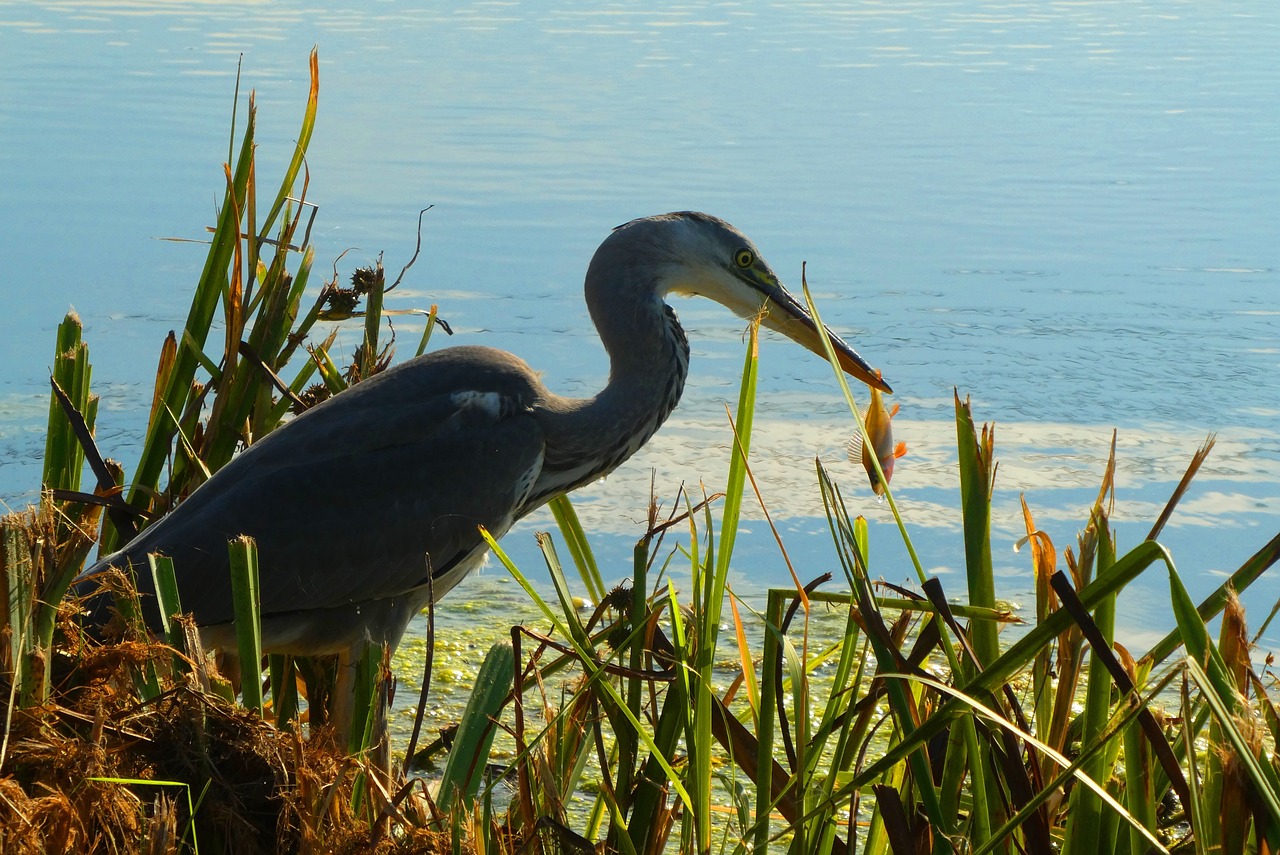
[
  {"xmin": 682, "ymin": 317, "xmax": 759, "ymax": 854},
  {"xmin": 272, "ymin": 246, "xmax": 319, "ymax": 369},
  {"xmin": 1140, "ymin": 529, "xmax": 1280, "ymax": 668},
  {"xmin": 108, "ymin": 567, "xmax": 163, "ymax": 702},
  {"xmin": 257, "ymin": 49, "xmax": 318, "ymax": 242},
  {"xmin": 3, "ymin": 519, "xmax": 34, "ymax": 697},
  {"xmin": 800, "ymin": 275, "xmax": 926, "ymax": 588},
  {"xmin": 548, "ymin": 494, "xmax": 605, "ymax": 606},
  {"xmin": 1170, "ymin": 560, "xmax": 1280, "ymax": 848},
  {"xmin": 954, "ymin": 393, "xmax": 999, "ymax": 668},
  {"xmin": 415, "ymin": 304, "xmax": 442, "ymax": 358},
  {"xmin": 1122, "ymin": 701, "xmax": 1157, "ymax": 855},
  {"xmin": 120, "ymin": 113, "xmax": 257, "ymax": 537},
  {"xmin": 147, "ymin": 553, "xmax": 182, "ymax": 637},
  {"xmin": 967, "ymin": 671, "xmax": 1178, "ymax": 855},
  {"xmin": 310, "ymin": 345, "xmax": 349, "ymax": 396},
  {"xmin": 436, "ymin": 641, "xmax": 515, "ymax": 817},
  {"xmin": 227, "ymin": 535, "xmax": 263, "ymax": 715},
  {"xmin": 754, "ymin": 588, "xmax": 784, "ymax": 855},
  {"xmin": 1186, "ymin": 655, "xmax": 1280, "ymax": 847},
  {"xmin": 43, "ymin": 313, "xmax": 92, "ymax": 495},
  {"xmin": 1066, "ymin": 511, "xmax": 1118, "ymax": 855},
  {"xmin": 347, "ymin": 642, "xmax": 384, "ymax": 762},
  {"xmin": 536, "ymin": 532, "xmax": 591, "ymax": 652},
  {"xmin": 88, "ymin": 777, "xmax": 200, "ymax": 854},
  {"xmin": 147, "ymin": 553, "xmax": 191, "ymax": 679},
  {"xmin": 487, "ymin": 529, "xmax": 693, "ymax": 811},
  {"xmin": 850, "ymin": 540, "xmax": 1175, "ymax": 795}
]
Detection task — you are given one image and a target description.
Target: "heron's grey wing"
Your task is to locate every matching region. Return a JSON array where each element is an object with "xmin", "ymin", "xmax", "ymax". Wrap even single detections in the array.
[{"xmin": 94, "ymin": 380, "xmax": 543, "ymax": 630}]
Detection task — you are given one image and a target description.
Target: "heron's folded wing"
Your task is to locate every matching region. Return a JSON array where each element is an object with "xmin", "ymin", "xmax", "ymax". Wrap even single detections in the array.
[{"xmin": 96, "ymin": 386, "xmax": 543, "ymax": 629}]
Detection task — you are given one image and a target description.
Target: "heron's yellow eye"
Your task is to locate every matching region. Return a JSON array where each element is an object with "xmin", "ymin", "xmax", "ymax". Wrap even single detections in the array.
[{"xmin": 734, "ymin": 249, "xmax": 754, "ymax": 268}]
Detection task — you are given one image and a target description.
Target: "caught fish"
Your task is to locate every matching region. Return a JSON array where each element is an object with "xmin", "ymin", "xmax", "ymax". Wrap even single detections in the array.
[{"xmin": 846, "ymin": 373, "xmax": 907, "ymax": 497}]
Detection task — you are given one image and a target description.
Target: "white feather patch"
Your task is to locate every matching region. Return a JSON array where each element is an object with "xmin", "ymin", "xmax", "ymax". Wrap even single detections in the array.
[{"xmin": 449, "ymin": 390, "xmax": 504, "ymax": 419}]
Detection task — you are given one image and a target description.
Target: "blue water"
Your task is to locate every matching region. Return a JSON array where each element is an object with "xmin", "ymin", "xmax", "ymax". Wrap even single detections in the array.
[{"xmin": 1, "ymin": 1, "xmax": 1277, "ymax": 651}]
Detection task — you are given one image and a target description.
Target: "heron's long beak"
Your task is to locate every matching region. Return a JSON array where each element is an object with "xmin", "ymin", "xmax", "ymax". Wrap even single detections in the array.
[{"xmin": 756, "ymin": 277, "xmax": 893, "ymax": 394}]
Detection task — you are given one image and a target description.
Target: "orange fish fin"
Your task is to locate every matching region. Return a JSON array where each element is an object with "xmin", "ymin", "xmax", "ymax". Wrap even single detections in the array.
[
  {"xmin": 893, "ymin": 441, "xmax": 908, "ymax": 459},
  {"xmin": 888, "ymin": 403, "xmax": 900, "ymax": 418}
]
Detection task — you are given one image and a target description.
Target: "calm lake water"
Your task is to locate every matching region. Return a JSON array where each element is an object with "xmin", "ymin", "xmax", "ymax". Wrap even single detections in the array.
[{"xmin": 1, "ymin": 1, "xmax": 1278, "ymax": 662}]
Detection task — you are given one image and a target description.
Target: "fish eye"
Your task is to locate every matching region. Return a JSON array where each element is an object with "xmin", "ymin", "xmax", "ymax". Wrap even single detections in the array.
[{"xmin": 733, "ymin": 248, "xmax": 754, "ymax": 268}]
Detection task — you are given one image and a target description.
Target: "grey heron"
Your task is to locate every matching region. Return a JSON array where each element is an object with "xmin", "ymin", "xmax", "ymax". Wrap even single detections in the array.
[{"xmin": 78, "ymin": 211, "xmax": 890, "ymax": 663}]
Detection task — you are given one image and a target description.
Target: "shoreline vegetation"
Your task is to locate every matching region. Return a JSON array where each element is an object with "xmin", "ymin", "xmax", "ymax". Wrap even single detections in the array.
[{"xmin": 3, "ymin": 52, "xmax": 1279, "ymax": 854}]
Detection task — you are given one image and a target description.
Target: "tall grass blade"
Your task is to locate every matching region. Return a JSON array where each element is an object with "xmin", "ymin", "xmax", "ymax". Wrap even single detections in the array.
[
  {"xmin": 436, "ymin": 641, "xmax": 515, "ymax": 818},
  {"xmin": 754, "ymin": 588, "xmax": 785, "ymax": 855},
  {"xmin": 800, "ymin": 270, "xmax": 926, "ymax": 587},
  {"xmin": 690, "ymin": 318, "xmax": 759, "ymax": 854},
  {"xmin": 1146, "ymin": 434, "xmax": 1215, "ymax": 541},
  {"xmin": 108, "ymin": 50, "xmax": 320, "ymax": 554},
  {"xmin": 415, "ymin": 304, "xmax": 443, "ymax": 357},
  {"xmin": 548, "ymin": 495, "xmax": 605, "ymax": 606},
  {"xmin": 43, "ymin": 314, "xmax": 96, "ymax": 497},
  {"xmin": 535, "ymin": 532, "xmax": 591, "ymax": 651},
  {"xmin": 1170, "ymin": 562, "xmax": 1280, "ymax": 849},
  {"xmin": 347, "ymin": 642, "xmax": 385, "ymax": 758},
  {"xmin": 960, "ymin": 670, "xmax": 1176, "ymax": 855},
  {"xmin": 1049, "ymin": 572, "xmax": 1192, "ymax": 811},
  {"xmin": 727, "ymin": 592, "xmax": 759, "ymax": 723},
  {"xmin": 259, "ymin": 49, "xmax": 318, "ymax": 237},
  {"xmin": 2, "ymin": 517, "xmax": 34, "ymax": 702},
  {"xmin": 1018, "ymin": 498, "xmax": 1060, "ymax": 763},
  {"xmin": 119, "ymin": 116, "xmax": 257, "ymax": 537},
  {"xmin": 148, "ymin": 553, "xmax": 183, "ymax": 639},
  {"xmin": 1141, "ymin": 529, "xmax": 1280, "ymax": 667},
  {"xmin": 269, "ymin": 654, "xmax": 300, "ymax": 731},
  {"xmin": 310, "ymin": 344, "xmax": 349, "ymax": 396},
  {"xmin": 1186, "ymin": 655, "xmax": 1280, "ymax": 847},
  {"xmin": 949, "ymin": 393, "xmax": 1005, "ymax": 848},
  {"xmin": 88, "ymin": 777, "xmax": 200, "ymax": 853},
  {"xmin": 488, "ymin": 528, "xmax": 693, "ymax": 809},
  {"xmin": 850, "ymin": 541, "xmax": 1176, "ymax": 793},
  {"xmin": 1065, "ymin": 503, "xmax": 1118, "ymax": 855},
  {"xmin": 953, "ymin": 391, "xmax": 999, "ymax": 667},
  {"xmin": 148, "ymin": 553, "xmax": 191, "ymax": 678},
  {"xmin": 228, "ymin": 535, "xmax": 264, "ymax": 715}
]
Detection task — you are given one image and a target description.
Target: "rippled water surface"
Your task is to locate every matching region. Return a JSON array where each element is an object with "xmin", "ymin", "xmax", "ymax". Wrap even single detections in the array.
[{"xmin": 1, "ymin": 1, "xmax": 1277, "ymax": 651}]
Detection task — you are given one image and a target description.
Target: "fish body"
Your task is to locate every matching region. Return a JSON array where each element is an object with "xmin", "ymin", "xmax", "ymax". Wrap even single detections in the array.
[{"xmin": 847, "ymin": 379, "xmax": 907, "ymax": 496}]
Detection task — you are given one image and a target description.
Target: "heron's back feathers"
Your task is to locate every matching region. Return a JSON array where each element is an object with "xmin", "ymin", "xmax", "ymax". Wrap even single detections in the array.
[{"xmin": 79, "ymin": 346, "xmax": 547, "ymax": 640}]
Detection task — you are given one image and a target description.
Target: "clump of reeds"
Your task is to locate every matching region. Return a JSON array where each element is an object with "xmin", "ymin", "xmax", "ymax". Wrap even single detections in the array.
[
  {"xmin": 0, "ymin": 50, "xmax": 451, "ymax": 853},
  {"xmin": 461, "ymin": 327, "xmax": 1280, "ymax": 853}
]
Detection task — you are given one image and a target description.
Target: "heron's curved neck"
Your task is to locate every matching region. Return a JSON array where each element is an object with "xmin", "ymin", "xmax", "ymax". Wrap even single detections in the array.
[{"xmin": 529, "ymin": 271, "xmax": 689, "ymax": 506}]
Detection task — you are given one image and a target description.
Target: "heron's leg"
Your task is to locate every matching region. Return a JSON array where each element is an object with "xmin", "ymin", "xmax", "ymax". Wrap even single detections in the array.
[
  {"xmin": 327, "ymin": 639, "xmax": 391, "ymax": 788},
  {"xmin": 330, "ymin": 640, "xmax": 364, "ymax": 748}
]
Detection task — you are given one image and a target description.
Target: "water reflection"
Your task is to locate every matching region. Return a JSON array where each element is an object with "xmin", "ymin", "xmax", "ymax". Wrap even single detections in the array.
[{"xmin": 554, "ymin": 413, "xmax": 1280, "ymax": 534}]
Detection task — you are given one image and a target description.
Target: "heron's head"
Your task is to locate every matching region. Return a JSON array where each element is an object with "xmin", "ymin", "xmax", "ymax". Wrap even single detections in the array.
[{"xmin": 602, "ymin": 211, "xmax": 891, "ymax": 393}]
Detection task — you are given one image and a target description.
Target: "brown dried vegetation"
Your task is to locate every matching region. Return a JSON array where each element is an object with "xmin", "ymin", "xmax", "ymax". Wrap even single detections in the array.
[{"xmin": 0, "ymin": 508, "xmax": 460, "ymax": 854}]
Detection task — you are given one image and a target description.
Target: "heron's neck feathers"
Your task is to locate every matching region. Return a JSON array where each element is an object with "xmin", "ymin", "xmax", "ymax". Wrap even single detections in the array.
[{"xmin": 523, "ymin": 269, "xmax": 689, "ymax": 511}]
